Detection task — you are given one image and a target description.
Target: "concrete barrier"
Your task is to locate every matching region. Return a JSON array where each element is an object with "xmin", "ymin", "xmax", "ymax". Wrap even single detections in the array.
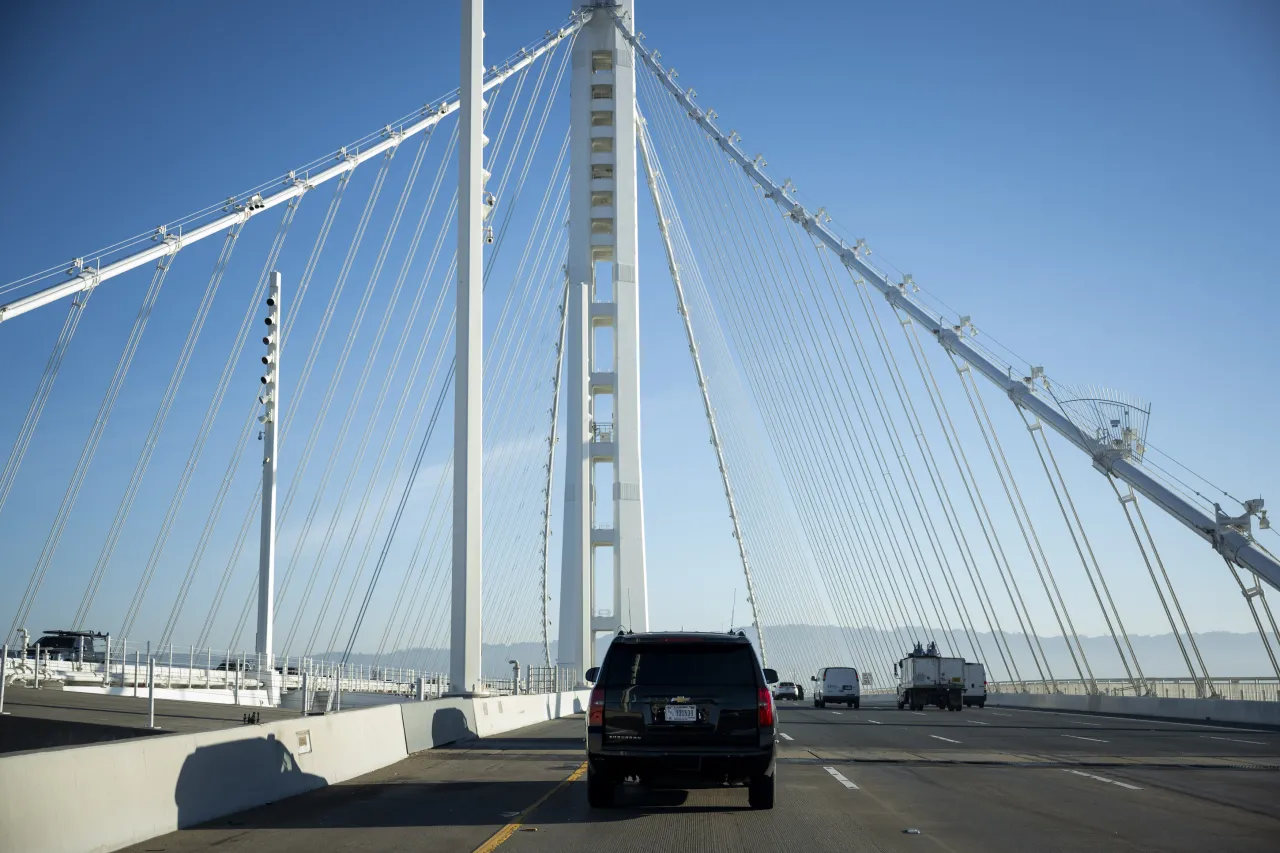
[
  {"xmin": 0, "ymin": 690, "xmax": 587, "ymax": 853},
  {"xmin": 988, "ymin": 691, "xmax": 1280, "ymax": 728},
  {"xmin": 400, "ymin": 690, "xmax": 588, "ymax": 752}
]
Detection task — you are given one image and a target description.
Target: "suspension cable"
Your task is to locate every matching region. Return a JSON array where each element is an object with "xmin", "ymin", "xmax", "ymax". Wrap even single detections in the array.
[
  {"xmin": 74, "ymin": 225, "xmax": 241, "ymax": 631},
  {"xmin": 9, "ymin": 254, "xmax": 174, "ymax": 639}
]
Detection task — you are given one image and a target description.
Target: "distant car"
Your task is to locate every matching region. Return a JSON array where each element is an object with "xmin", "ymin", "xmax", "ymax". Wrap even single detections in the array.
[
  {"xmin": 773, "ymin": 682, "xmax": 799, "ymax": 701},
  {"xmin": 812, "ymin": 666, "xmax": 861, "ymax": 709},
  {"xmin": 215, "ymin": 660, "xmax": 247, "ymax": 671},
  {"xmin": 585, "ymin": 631, "xmax": 778, "ymax": 810}
]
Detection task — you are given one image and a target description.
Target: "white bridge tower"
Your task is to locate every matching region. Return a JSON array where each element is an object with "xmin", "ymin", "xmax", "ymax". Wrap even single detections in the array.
[{"xmin": 558, "ymin": 0, "xmax": 648, "ymax": 678}]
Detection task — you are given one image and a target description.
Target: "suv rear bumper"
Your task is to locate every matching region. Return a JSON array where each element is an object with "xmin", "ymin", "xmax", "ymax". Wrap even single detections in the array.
[{"xmin": 588, "ymin": 747, "xmax": 774, "ymax": 783}]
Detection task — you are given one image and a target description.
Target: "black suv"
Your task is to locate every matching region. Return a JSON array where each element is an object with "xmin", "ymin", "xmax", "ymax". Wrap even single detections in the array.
[{"xmin": 584, "ymin": 631, "xmax": 779, "ymax": 810}]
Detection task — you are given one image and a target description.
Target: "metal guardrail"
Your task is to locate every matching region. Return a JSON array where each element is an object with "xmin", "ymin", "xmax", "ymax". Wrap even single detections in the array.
[
  {"xmin": 1, "ymin": 640, "xmax": 579, "ymax": 708},
  {"xmin": 988, "ymin": 677, "xmax": 1280, "ymax": 703}
]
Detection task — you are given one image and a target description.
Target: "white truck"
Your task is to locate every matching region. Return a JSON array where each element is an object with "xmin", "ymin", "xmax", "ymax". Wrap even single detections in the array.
[
  {"xmin": 963, "ymin": 662, "xmax": 987, "ymax": 708},
  {"xmin": 895, "ymin": 642, "xmax": 965, "ymax": 711},
  {"xmin": 812, "ymin": 666, "xmax": 861, "ymax": 709}
]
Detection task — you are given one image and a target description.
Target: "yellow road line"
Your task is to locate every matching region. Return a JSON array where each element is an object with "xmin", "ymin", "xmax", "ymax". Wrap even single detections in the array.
[{"xmin": 471, "ymin": 761, "xmax": 588, "ymax": 853}]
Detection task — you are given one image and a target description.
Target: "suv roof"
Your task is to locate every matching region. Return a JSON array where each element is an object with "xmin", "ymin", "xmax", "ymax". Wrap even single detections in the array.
[{"xmin": 609, "ymin": 630, "xmax": 752, "ymax": 645}]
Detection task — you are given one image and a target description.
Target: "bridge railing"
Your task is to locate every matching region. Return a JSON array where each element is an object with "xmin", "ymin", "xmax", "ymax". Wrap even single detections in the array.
[
  {"xmin": 2, "ymin": 642, "xmax": 576, "ymax": 703},
  {"xmin": 989, "ymin": 678, "xmax": 1280, "ymax": 703}
]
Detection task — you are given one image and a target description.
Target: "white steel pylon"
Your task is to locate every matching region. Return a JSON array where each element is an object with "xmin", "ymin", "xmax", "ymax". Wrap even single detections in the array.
[
  {"xmin": 450, "ymin": 0, "xmax": 486, "ymax": 696},
  {"xmin": 558, "ymin": 0, "xmax": 648, "ymax": 679}
]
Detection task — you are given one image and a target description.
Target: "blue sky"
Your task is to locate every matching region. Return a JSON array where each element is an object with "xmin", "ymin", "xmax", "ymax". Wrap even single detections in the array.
[{"xmin": 0, "ymin": 1, "xmax": 1276, "ymax": 657}]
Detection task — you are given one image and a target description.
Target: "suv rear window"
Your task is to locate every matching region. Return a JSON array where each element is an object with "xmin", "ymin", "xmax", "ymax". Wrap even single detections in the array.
[{"xmin": 602, "ymin": 643, "xmax": 757, "ymax": 688}]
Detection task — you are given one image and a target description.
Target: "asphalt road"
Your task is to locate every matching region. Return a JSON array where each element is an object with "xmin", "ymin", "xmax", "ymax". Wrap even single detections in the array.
[{"xmin": 123, "ymin": 694, "xmax": 1280, "ymax": 853}]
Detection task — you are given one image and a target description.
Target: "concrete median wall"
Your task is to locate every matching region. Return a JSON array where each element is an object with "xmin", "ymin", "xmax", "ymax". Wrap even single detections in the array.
[
  {"xmin": 0, "ymin": 690, "xmax": 587, "ymax": 853},
  {"xmin": 988, "ymin": 691, "xmax": 1280, "ymax": 728}
]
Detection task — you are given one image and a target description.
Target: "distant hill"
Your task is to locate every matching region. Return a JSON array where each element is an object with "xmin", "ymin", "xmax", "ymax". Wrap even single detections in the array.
[
  {"xmin": 732, "ymin": 624, "xmax": 1280, "ymax": 685},
  {"xmin": 330, "ymin": 626, "xmax": 1277, "ymax": 683}
]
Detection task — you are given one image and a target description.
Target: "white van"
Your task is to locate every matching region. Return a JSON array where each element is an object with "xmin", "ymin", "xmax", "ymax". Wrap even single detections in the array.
[
  {"xmin": 812, "ymin": 666, "xmax": 860, "ymax": 709},
  {"xmin": 963, "ymin": 662, "xmax": 986, "ymax": 708}
]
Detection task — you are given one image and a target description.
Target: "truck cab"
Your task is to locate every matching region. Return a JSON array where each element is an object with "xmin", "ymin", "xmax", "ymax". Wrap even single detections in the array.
[{"xmin": 811, "ymin": 666, "xmax": 860, "ymax": 709}]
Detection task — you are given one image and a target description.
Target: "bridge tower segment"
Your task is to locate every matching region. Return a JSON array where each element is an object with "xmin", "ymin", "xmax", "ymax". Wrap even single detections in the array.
[{"xmin": 559, "ymin": 0, "xmax": 648, "ymax": 678}]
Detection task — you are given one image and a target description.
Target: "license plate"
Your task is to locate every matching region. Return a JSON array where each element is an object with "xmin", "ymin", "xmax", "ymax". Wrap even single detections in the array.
[{"xmin": 665, "ymin": 704, "xmax": 697, "ymax": 723}]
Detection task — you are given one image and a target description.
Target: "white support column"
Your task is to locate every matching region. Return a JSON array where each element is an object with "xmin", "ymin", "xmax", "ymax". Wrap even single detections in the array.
[
  {"xmin": 559, "ymin": 0, "xmax": 647, "ymax": 681},
  {"xmin": 451, "ymin": 0, "xmax": 485, "ymax": 696},
  {"xmin": 257, "ymin": 271, "xmax": 283, "ymax": 705},
  {"xmin": 557, "ymin": 277, "xmax": 592, "ymax": 676},
  {"xmin": 609, "ymin": 0, "xmax": 648, "ymax": 635},
  {"xmin": 257, "ymin": 272, "xmax": 280, "ymax": 667}
]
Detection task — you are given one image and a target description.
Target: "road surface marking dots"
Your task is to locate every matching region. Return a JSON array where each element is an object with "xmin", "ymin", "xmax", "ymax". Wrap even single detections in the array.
[
  {"xmin": 824, "ymin": 766, "xmax": 859, "ymax": 789},
  {"xmin": 930, "ymin": 735, "xmax": 961, "ymax": 743},
  {"xmin": 1203, "ymin": 735, "xmax": 1265, "ymax": 745},
  {"xmin": 472, "ymin": 761, "xmax": 587, "ymax": 853},
  {"xmin": 780, "ymin": 732, "xmax": 794, "ymax": 741},
  {"xmin": 1063, "ymin": 769, "xmax": 1142, "ymax": 791},
  {"xmin": 1062, "ymin": 734, "xmax": 1108, "ymax": 743}
]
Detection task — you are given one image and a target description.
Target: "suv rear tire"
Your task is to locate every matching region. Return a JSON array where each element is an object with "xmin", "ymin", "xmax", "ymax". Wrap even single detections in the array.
[
  {"xmin": 748, "ymin": 773, "xmax": 775, "ymax": 810},
  {"xmin": 587, "ymin": 768, "xmax": 614, "ymax": 808}
]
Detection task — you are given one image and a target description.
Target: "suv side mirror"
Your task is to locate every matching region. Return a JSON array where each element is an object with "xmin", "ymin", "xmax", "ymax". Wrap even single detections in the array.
[
  {"xmin": 810, "ymin": 675, "xmax": 817, "ymax": 682},
  {"xmin": 762, "ymin": 668, "xmax": 779, "ymax": 685},
  {"xmin": 584, "ymin": 667, "xmax": 600, "ymax": 684}
]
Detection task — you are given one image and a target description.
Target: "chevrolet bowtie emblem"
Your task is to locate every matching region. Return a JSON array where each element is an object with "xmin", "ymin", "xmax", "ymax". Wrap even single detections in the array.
[{"xmin": 671, "ymin": 696, "xmax": 690, "ymax": 703}]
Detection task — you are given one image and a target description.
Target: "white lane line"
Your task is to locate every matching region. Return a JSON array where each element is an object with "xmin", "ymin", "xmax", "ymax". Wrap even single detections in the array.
[
  {"xmin": 989, "ymin": 712, "xmax": 1012, "ymax": 717},
  {"xmin": 779, "ymin": 732, "xmax": 795, "ymax": 741},
  {"xmin": 1203, "ymin": 735, "xmax": 1266, "ymax": 746},
  {"xmin": 930, "ymin": 735, "xmax": 961, "ymax": 743},
  {"xmin": 1063, "ymin": 769, "xmax": 1142, "ymax": 791},
  {"xmin": 968, "ymin": 720, "xmax": 989, "ymax": 725},
  {"xmin": 823, "ymin": 766, "xmax": 859, "ymax": 789},
  {"xmin": 1014, "ymin": 707, "xmax": 1270, "ymax": 734},
  {"xmin": 911, "ymin": 712, "xmax": 926, "ymax": 717},
  {"xmin": 1062, "ymin": 734, "xmax": 1109, "ymax": 743},
  {"xmin": 831, "ymin": 711, "xmax": 843, "ymax": 715},
  {"xmin": 867, "ymin": 719, "xmax": 882, "ymax": 725},
  {"xmin": 1073, "ymin": 721, "xmax": 1101, "ymax": 727}
]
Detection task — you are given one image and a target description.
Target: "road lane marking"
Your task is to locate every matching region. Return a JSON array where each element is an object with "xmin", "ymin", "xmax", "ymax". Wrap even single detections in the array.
[
  {"xmin": 930, "ymin": 735, "xmax": 961, "ymax": 743},
  {"xmin": 911, "ymin": 712, "xmax": 926, "ymax": 717},
  {"xmin": 824, "ymin": 766, "xmax": 859, "ymax": 789},
  {"xmin": 1063, "ymin": 769, "xmax": 1142, "ymax": 791},
  {"xmin": 867, "ymin": 719, "xmax": 882, "ymax": 724},
  {"xmin": 990, "ymin": 712, "xmax": 1012, "ymax": 717},
  {"xmin": 472, "ymin": 761, "xmax": 587, "ymax": 853},
  {"xmin": 1017, "ymin": 707, "xmax": 1270, "ymax": 734},
  {"xmin": 1203, "ymin": 735, "xmax": 1266, "ymax": 745},
  {"xmin": 1062, "ymin": 734, "xmax": 1108, "ymax": 743},
  {"xmin": 780, "ymin": 732, "xmax": 795, "ymax": 741},
  {"xmin": 831, "ymin": 711, "xmax": 842, "ymax": 715},
  {"xmin": 1073, "ymin": 721, "xmax": 1101, "ymax": 726},
  {"xmin": 968, "ymin": 720, "xmax": 989, "ymax": 725}
]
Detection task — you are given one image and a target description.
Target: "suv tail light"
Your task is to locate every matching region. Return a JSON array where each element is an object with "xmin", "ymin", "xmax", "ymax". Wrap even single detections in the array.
[
  {"xmin": 588, "ymin": 684, "xmax": 605, "ymax": 726},
  {"xmin": 757, "ymin": 686, "xmax": 774, "ymax": 727}
]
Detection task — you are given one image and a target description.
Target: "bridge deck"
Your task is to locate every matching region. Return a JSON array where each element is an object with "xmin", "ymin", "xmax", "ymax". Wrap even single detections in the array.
[
  {"xmin": 0, "ymin": 687, "xmax": 302, "ymax": 753},
  {"xmin": 120, "ymin": 695, "xmax": 1280, "ymax": 852}
]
